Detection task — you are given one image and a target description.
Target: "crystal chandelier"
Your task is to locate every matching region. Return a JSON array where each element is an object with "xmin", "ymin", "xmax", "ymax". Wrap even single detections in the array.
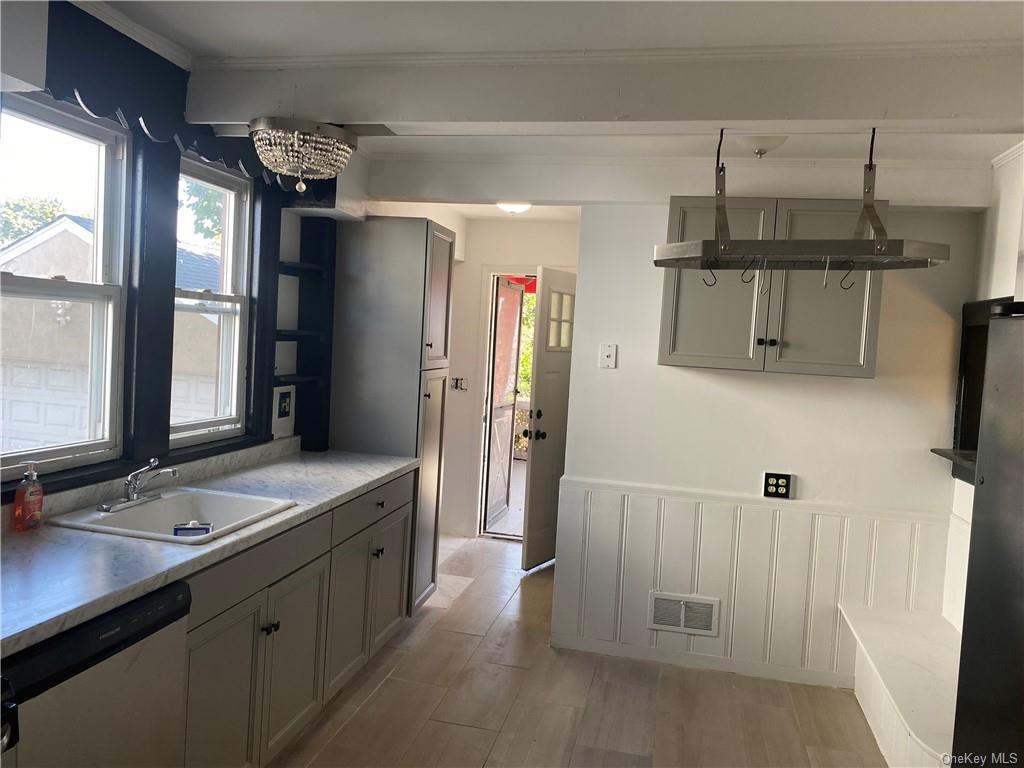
[{"xmin": 248, "ymin": 117, "xmax": 357, "ymax": 193}]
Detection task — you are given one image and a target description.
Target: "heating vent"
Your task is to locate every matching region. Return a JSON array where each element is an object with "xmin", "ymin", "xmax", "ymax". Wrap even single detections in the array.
[{"xmin": 647, "ymin": 591, "xmax": 721, "ymax": 637}]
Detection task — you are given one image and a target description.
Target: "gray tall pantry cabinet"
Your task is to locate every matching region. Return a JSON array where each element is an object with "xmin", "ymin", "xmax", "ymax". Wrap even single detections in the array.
[
  {"xmin": 331, "ymin": 217, "xmax": 454, "ymax": 612},
  {"xmin": 659, "ymin": 197, "xmax": 887, "ymax": 378}
]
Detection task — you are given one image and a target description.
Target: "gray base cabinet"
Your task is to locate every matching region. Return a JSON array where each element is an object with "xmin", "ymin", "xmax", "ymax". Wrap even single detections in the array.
[
  {"xmin": 324, "ymin": 529, "xmax": 374, "ymax": 700},
  {"xmin": 184, "ymin": 556, "xmax": 329, "ymax": 768},
  {"xmin": 185, "ymin": 594, "xmax": 267, "ymax": 768},
  {"xmin": 411, "ymin": 369, "xmax": 447, "ymax": 611},
  {"xmin": 369, "ymin": 504, "xmax": 413, "ymax": 654},
  {"xmin": 659, "ymin": 197, "xmax": 887, "ymax": 378},
  {"xmin": 260, "ymin": 554, "xmax": 330, "ymax": 764}
]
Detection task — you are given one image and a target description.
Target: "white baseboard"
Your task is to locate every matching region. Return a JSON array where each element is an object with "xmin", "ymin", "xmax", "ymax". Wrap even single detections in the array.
[{"xmin": 551, "ymin": 632, "xmax": 854, "ymax": 688}]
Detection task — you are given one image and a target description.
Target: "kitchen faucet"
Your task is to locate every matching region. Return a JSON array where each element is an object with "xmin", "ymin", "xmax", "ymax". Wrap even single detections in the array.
[
  {"xmin": 97, "ymin": 458, "xmax": 179, "ymax": 512},
  {"xmin": 125, "ymin": 458, "xmax": 179, "ymax": 501}
]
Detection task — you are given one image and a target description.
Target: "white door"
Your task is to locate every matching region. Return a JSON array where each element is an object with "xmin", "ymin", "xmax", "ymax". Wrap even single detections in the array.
[{"xmin": 522, "ymin": 266, "xmax": 576, "ymax": 570}]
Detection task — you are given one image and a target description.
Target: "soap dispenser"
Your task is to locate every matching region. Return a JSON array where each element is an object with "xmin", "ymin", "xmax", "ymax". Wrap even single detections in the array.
[{"xmin": 12, "ymin": 462, "xmax": 44, "ymax": 532}]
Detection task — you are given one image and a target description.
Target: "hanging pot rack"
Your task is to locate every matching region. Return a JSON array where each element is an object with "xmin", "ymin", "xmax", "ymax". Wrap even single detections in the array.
[{"xmin": 653, "ymin": 129, "xmax": 950, "ymax": 282}]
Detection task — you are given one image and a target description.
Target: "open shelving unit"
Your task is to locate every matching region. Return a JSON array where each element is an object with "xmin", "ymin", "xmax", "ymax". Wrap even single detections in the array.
[{"xmin": 275, "ymin": 216, "xmax": 336, "ymax": 451}]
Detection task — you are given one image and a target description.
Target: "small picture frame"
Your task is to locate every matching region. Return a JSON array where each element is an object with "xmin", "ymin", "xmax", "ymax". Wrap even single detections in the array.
[{"xmin": 272, "ymin": 385, "xmax": 296, "ymax": 439}]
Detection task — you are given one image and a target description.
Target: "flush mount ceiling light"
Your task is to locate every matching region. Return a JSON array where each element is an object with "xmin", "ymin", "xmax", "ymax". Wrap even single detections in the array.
[
  {"xmin": 249, "ymin": 117, "xmax": 357, "ymax": 193},
  {"xmin": 736, "ymin": 134, "xmax": 788, "ymax": 159},
  {"xmin": 654, "ymin": 129, "xmax": 949, "ymax": 287},
  {"xmin": 497, "ymin": 202, "xmax": 532, "ymax": 214}
]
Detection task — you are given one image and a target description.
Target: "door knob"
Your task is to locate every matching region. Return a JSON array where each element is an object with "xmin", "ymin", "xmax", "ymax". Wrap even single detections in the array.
[
  {"xmin": 536, "ymin": 409, "xmax": 543, "ymax": 418},
  {"xmin": 522, "ymin": 429, "xmax": 532, "ymax": 439},
  {"xmin": 536, "ymin": 430, "xmax": 547, "ymax": 440}
]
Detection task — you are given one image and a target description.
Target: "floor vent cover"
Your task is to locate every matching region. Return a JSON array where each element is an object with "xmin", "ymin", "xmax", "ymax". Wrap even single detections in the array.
[{"xmin": 648, "ymin": 591, "xmax": 721, "ymax": 637}]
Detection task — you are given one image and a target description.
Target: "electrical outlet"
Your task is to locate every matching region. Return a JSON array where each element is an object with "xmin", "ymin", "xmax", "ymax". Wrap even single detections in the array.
[{"xmin": 763, "ymin": 472, "xmax": 793, "ymax": 499}]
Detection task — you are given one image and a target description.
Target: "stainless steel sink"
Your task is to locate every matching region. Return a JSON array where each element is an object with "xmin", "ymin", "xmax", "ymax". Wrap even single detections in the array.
[{"xmin": 48, "ymin": 488, "xmax": 296, "ymax": 545}]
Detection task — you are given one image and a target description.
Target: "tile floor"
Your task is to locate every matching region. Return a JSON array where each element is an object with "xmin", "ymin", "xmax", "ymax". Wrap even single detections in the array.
[{"xmin": 271, "ymin": 536, "xmax": 885, "ymax": 768}]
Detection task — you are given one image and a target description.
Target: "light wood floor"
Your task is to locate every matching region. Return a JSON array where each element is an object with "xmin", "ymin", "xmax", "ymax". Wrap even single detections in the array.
[{"xmin": 272, "ymin": 537, "xmax": 886, "ymax": 768}]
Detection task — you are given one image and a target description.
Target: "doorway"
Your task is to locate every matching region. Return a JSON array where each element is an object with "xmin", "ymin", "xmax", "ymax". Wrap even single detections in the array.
[{"xmin": 482, "ymin": 275, "xmax": 536, "ymax": 539}]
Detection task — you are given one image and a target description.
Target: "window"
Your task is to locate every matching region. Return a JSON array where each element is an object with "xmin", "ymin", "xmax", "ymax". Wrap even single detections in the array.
[
  {"xmin": 170, "ymin": 158, "xmax": 251, "ymax": 445},
  {"xmin": 0, "ymin": 95, "xmax": 128, "ymax": 477},
  {"xmin": 547, "ymin": 290, "xmax": 574, "ymax": 350}
]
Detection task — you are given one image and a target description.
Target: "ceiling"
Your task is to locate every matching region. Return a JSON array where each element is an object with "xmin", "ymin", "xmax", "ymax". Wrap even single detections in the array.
[{"xmin": 110, "ymin": 2, "xmax": 1022, "ymax": 62}]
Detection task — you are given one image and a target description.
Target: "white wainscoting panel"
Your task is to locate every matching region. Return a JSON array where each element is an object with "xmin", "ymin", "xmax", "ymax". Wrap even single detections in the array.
[{"xmin": 552, "ymin": 477, "xmax": 949, "ymax": 686}]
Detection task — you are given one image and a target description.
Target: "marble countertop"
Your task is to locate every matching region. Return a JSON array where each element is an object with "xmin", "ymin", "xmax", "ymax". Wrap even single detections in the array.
[{"xmin": 1, "ymin": 451, "xmax": 418, "ymax": 657}]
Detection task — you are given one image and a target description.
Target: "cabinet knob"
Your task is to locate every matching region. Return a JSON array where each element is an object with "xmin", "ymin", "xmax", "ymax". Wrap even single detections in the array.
[
  {"xmin": 423, "ymin": 392, "xmax": 431, "ymax": 399},
  {"xmin": 768, "ymin": 339, "xmax": 779, "ymax": 347},
  {"xmin": 376, "ymin": 500, "xmax": 386, "ymax": 508},
  {"xmin": 756, "ymin": 338, "xmax": 766, "ymax": 346},
  {"xmin": 425, "ymin": 342, "xmax": 433, "ymax": 348},
  {"xmin": 536, "ymin": 430, "xmax": 547, "ymax": 440},
  {"xmin": 372, "ymin": 547, "xmax": 386, "ymax": 559},
  {"xmin": 260, "ymin": 623, "xmax": 274, "ymax": 635}
]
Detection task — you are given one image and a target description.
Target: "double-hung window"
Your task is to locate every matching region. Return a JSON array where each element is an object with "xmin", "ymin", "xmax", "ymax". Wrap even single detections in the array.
[
  {"xmin": 0, "ymin": 95, "xmax": 128, "ymax": 478},
  {"xmin": 170, "ymin": 157, "xmax": 251, "ymax": 445}
]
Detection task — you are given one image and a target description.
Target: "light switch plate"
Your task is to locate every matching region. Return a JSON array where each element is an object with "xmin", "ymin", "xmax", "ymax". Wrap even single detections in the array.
[{"xmin": 600, "ymin": 343, "xmax": 618, "ymax": 369}]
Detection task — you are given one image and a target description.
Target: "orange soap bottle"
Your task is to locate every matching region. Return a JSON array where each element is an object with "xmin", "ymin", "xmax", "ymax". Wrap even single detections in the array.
[{"xmin": 12, "ymin": 462, "xmax": 44, "ymax": 532}]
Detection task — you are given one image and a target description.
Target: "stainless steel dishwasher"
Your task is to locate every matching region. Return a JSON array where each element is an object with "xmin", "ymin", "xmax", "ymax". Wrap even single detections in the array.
[{"xmin": 1, "ymin": 582, "xmax": 191, "ymax": 768}]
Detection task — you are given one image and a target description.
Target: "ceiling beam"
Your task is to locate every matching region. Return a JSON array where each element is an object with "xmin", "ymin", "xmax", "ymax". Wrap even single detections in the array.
[{"xmin": 186, "ymin": 47, "xmax": 1023, "ymax": 133}]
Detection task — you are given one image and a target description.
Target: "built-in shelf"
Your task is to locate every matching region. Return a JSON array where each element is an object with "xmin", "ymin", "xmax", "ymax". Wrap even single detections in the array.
[
  {"xmin": 930, "ymin": 448, "xmax": 977, "ymax": 485},
  {"xmin": 841, "ymin": 604, "xmax": 961, "ymax": 767},
  {"xmin": 279, "ymin": 261, "xmax": 326, "ymax": 277},
  {"xmin": 274, "ymin": 374, "xmax": 324, "ymax": 386},
  {"xmin": 276, "ymin": 329, "xmax": 326, "ymax": 342}
]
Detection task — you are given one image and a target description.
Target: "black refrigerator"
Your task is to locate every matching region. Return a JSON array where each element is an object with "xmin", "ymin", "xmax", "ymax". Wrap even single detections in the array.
[{"xmin": 952, "ymin": 302, "xmax": 1024, "ymax": 759}]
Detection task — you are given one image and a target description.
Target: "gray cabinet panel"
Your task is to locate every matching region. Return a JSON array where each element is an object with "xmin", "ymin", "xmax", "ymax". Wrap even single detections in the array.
[
  {"xmin": 411, "ymin": 369, "xmax": 446, "ymax": 611},
  {"xmin": 324, "ymin": 529, "xmax": 373, "ymax": 700},
  {"xmin": 767, "ymin": 199, "xmax": 887, "ymax": 377},
  {"xmin": 260, "ymin": 554, "xmax": 330, "ymax": 765},
  {"xmin": 369, "ymin": 503, "xmax": 412, "ymax": 655},
  {"xmin": 423, "ymin": 224, "xmax": 455, "ymax": 370},
  {"xmin": 185, "ymin": 594, "xmax": 266, "ymax": 768},
  {"xmin": 659, "ymin": 197, "xmax": 776, "ymax": 370},
  {"xmin": 330, "ymin": 473, "xmax": 415, "ymax": 547}
]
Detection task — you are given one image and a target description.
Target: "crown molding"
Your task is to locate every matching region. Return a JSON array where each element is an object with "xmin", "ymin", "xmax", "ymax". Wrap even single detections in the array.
[
  {"xmin": 193, "ymin": 38, "xmax": 1022, "ymax": 72},
  {"xmin": 991, "ymin": 141, "xmax": 1024, "ymax": 168},
  {"xmin": 73, "ymin": 2, "xmax": 193, "ymax": 71}
]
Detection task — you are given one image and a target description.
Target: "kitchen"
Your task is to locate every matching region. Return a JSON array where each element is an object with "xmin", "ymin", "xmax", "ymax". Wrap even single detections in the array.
[{"xmin": 0, "ymin": 2, "xmax": 1022, "ymax": 768}]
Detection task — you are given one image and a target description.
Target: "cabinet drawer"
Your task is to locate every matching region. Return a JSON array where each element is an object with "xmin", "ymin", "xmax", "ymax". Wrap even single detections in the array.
[{"xmin": 331, "ymin": 473, "xmax": 415, "ymax": 546}]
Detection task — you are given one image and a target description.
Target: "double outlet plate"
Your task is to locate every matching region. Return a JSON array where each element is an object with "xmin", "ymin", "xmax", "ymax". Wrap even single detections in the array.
[{"xmin": 763, "ymin": 472, "xmax": 793, "ymax": 499}]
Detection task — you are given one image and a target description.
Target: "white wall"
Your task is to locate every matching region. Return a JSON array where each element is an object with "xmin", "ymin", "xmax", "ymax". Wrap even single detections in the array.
[
  {"xmin": 563, "ymin": 206, "xmax": 979, "ymax": 511},
  {"xmin": 0, "ymin": 1, "xmax": 47, "ymax": 92},
  {"xmin": 976, "ymin": 146, "xmax": 1023, "ymax": 300},
  {"xmin": 440, "ymin": 218, "xmax": 579, "ymax": 537},
  {"xmin": 942, "ymin": 480, "xmax": 974, "ymax": 632},
  {"xmin": 552, "ymin": 204, "xmax": 980, "ymax": 678}
]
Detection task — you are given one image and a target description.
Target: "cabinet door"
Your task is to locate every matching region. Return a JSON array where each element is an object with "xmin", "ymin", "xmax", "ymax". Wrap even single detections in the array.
[
  {"xmin": 369, "ymin": 503, "xmax": 412, "ymax": 655},
  {"xmin": 185, "ymin": 593, "xmax": 267, "ymax": 768},
  {"xmin": 766, "ymin": 199, "xmax": 887, "ymax": 378},
  {"xmin": 260, "ymin": 554, "xmax": 330, "ymax": 765},
  {"xmin": 324, "ymin": 528, "xmax": 374, "ymax": 700},
  {"xmin": 659, "ymin": 197, "xmax": 776, "ymax": 370},
  {"xmin": 422, "ymin": 222, "xmax": 455, "ymax": 370},
  {"xmin": 411, "ymin": 369, "xmax": 446, "ymax": 612}
]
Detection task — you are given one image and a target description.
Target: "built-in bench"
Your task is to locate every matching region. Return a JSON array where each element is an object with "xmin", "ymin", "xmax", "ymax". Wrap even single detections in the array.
[{"xmin": 840, "ymin": 604, "xmax": 961, "ymax": 768}]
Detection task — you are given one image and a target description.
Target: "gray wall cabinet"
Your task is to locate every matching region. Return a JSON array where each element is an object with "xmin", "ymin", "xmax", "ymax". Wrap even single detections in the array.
[
  {"xmin": 659, "ymin": 197, "xmax": 887, "ymax": 378},
  {"xmin": 332, "ymin": 217, "xmax": 454, "ymax": 615}
]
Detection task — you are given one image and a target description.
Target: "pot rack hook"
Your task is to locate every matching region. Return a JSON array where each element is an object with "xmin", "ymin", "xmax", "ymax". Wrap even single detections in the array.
[
  {"xmin": 716, "ymin": 128, "xmax": 725, "ymax": 171},
  {"xmin": 758, "ymin": 258, "xmax": 770, "ymax": 295},
  {"xmin": 703, "ymin": 264, "xmax": 718, "ymax": 287},
  {"xmin": 840, "ymin": 263, "xmax": 856, "ymax": 290},
  {"xmin": 822, "ymin": 256, "xmax": 831, "ymax": 289},
  {"xmin": 867, "ymin": 127, "xmax": 876, "ymax": 170},
  {"xmin": 741, "ymin": 258, "xmax": 757, "ymax": 284}
]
